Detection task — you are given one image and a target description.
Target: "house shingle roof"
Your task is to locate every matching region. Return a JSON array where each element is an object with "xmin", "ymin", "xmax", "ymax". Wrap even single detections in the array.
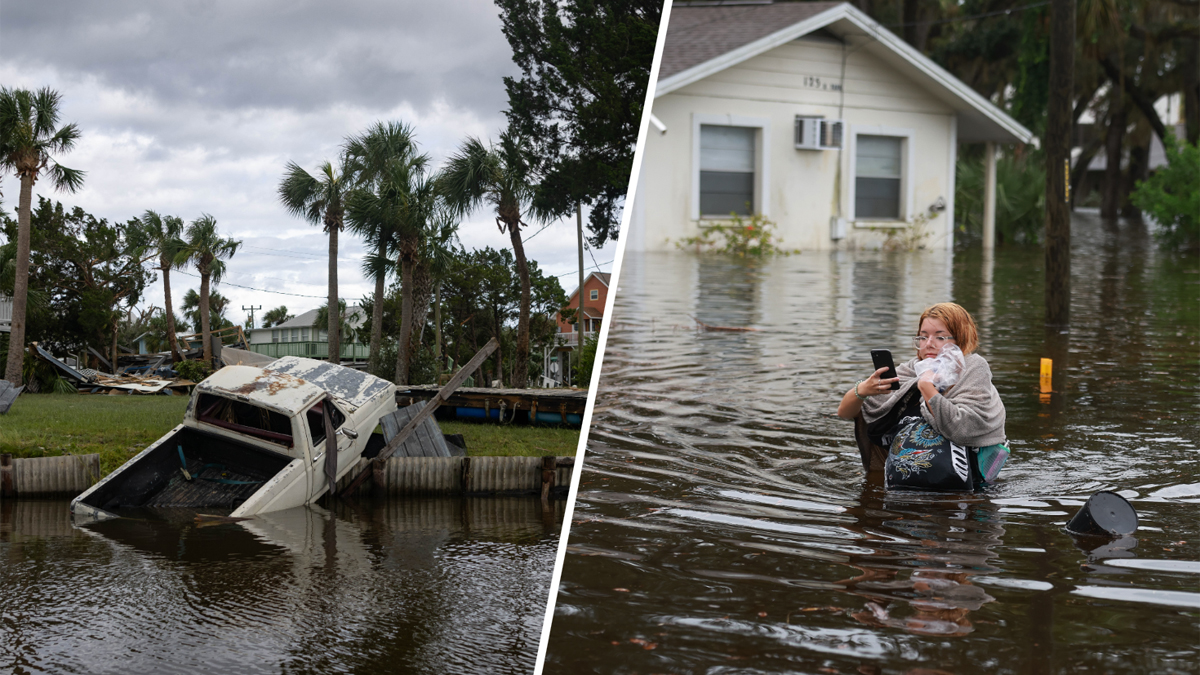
[{"xmin": 660, "ymin": 1, "xmax": 841, "ymax": 79}]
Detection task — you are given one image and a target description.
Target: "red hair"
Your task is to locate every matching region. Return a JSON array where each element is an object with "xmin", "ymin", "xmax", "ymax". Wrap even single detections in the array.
[{"xmin": 919, "ymin": 303, "xmax": 979, "ymax": 355}]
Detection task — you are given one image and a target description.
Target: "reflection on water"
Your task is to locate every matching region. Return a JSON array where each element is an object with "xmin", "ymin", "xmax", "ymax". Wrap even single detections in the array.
[
  {"xmin": 547, "ymin": 213, "xmax": 1199, "ymax": 674},
  {"xmin": 0, "ymin": 496, "xmax": 562, "ymax": 674}
]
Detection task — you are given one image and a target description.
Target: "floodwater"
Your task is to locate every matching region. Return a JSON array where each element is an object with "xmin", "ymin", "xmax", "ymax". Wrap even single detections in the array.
[
  {"xmin": 546, "ymin": 212, "xmax": 1199, "ymax": 674},
  {"xmin": 0, "ymin": 496, "xmax": 562, "ymax": 674}
]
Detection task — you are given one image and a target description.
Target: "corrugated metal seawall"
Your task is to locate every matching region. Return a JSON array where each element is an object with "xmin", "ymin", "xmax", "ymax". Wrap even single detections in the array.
[
  {"xmin": 337, "ymin": 456, "xmax": 574, "ymax": 497},
  {"xmin": 2, "ymin": 454, "xmax": 100, "ymax": 497}
]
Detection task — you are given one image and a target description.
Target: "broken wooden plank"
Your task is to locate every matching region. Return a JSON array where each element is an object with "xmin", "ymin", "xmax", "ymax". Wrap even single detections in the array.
[{"xmin": 340, "ymin": 337, "xmax": 497, "ymax": 497}]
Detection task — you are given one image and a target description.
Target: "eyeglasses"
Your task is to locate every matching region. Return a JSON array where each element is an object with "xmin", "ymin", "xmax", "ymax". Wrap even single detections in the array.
[{"xmin": 912, "ymin": 335, "xmax": 956, "ymax": 348}]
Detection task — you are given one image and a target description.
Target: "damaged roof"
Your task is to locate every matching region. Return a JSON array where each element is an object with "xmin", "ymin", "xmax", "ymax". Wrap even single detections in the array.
[{"xmin": 197, "ymin": 357, "xmax": 392, "ymax": 416}]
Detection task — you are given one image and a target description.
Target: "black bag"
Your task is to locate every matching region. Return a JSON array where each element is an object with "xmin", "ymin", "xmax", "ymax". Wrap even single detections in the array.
[{"xmin": 884, "ymin": 416, "xmax": 976, "ymax": 492}]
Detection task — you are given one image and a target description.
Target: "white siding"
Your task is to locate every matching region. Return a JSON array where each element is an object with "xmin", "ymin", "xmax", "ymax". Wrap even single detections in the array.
[{"xmin": 636, "ymin": 36, "xmax": 957, "ymax": 252}]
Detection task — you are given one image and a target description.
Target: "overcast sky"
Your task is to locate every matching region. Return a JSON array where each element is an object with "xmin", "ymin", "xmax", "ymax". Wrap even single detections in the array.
[{"xmin": 0, "ymin": 0, "xmax": 618, "ymax": 327}]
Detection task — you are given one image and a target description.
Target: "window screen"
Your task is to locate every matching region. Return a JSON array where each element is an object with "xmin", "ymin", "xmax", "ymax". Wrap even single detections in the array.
[
  {"xmin": 855, "ymin": 135, "xmax": 903, "ymax": 219},
  {"xmin": 700, "ymin": 125, "xmax": 755, "ymax": 216}
]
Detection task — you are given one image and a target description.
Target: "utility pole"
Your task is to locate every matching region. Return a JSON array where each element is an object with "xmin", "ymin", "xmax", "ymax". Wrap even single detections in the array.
[
  {"xmin": 242, "ymin": 305, "xmax": 262, "ymax": 330},
  {"xmin": 1044, "ymin": 0, "xmax": 1074, "ymax": 330},
  {"xmin": 577, "ymin": 203, "xmax": 585, "ymax": 387}
]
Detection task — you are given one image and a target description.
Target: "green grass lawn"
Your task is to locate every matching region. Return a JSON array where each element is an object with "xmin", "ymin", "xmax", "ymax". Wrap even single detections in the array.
[
  {"xmin": 0, "ymin": 393, "xmax": 190, "ymax": 476},
  {"xmin": 0, "ymin": 394, "xmax": 580, "ymax": 476}
]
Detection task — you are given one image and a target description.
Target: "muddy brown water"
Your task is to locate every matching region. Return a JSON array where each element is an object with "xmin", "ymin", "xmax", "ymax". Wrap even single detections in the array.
[
  {"xmin": 0, "ymin": 496, "xmax": 562, "ymax": 674},
  {"xmin": 546, "ymin": 213, "xmax": 1199, "ymax": 674}
]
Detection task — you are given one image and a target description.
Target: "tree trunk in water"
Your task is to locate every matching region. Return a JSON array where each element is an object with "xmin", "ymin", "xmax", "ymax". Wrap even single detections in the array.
[
  {"xmin": 508, "ymin": 222, "xmax": 530, "ymax": 389},
  {"xmin": 3, "ymin": 175, "xmax": 34, "ymax": 384},
  {"xmin": 200, "ymin": 269, "xmax": 213, "ymax": 365},
  {"xmin": 1121, "ymin": 138, "xmax": 1149, "ymax": 220},
  {"xmin": 1044, "ymin": 0, "xmax": 1074, "ymax": 330},
  {"xmin": 163, "ymin": 262, "xmax": 183, "ymax": 362},
  {"xmin": 327, "ymin": 226, "xmax": 340, "ymax": 365},
  {"xmin": 1101, "ymin": 99, "xmax": 1125, "ymax": 220},
  {"xmin": 394, "ymin": 243, "xmax": 415, "ymax": 385}
]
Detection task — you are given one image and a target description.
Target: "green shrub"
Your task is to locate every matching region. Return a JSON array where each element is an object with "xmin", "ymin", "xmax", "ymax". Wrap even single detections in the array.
[
  {"xmin": 573, "ymin": 330, "xmax": 599, "ymax": 389},
  {"xmin": 1131, "ymin": 133, "xmax": 1199, "ymax": 253},
  {"xmin": 677, "ymin": 212, "xmax": 796, "ymax": 256},
  {"xmin": 175, "ymin": 359, "xmax": 212, "ymax": 383},
  {"xmin": 956, "ymin": 149, "xmax": 1045, "ymax": 246}
]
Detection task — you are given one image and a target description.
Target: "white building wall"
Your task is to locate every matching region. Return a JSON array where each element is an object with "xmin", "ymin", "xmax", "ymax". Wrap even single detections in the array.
[{"xmin": 635, "ymin": 35, "xmax": 957, "ymax": 252}]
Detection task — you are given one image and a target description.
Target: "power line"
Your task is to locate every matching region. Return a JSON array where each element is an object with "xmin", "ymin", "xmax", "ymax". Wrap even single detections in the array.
[
  {"xmin": 175, "ymin": 270, "xmax": 328, "ymax": 298},
  {"xmin": 556, "ymin": 259, "xmax": 611, "ymax": 278}
]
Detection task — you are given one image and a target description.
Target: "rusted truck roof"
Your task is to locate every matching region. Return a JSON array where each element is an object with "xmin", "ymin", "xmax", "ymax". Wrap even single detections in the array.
[{"xmin": 197, "ymin": 357, "xmax": 392, "ymax": 416}]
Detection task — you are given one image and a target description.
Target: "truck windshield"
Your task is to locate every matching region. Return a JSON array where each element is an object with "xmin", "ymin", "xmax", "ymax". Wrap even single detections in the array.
[{"xmin": 196, "ymin": 393, "xmax": 294, "ymax": 447}]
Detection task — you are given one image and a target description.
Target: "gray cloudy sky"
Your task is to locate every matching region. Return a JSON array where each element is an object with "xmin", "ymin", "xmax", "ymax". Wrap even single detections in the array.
[{"xmin": 0, "ymin": 0, "xmax": 617, "ymax": 326}]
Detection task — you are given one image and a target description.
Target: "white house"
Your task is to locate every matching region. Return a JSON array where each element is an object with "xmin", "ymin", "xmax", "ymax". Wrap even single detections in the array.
[
  {"xmin": 628, "ymin": 1, "xmax": 1033, "ymax": 253},
  {"xmin": 247, "ymin": 305, "xmax": 369, "ymax": 361}
]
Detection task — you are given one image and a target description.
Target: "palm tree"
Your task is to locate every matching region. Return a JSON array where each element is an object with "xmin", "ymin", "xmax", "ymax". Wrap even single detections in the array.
[
  {"xmin": 0, "ymin": 87, "xmax": 84, "ymax": 384},
  {"xmin": 440, "ymin": 131, "xmax": 547, "ymax": 388},
  {"xmin": 343, "ymin": 121, "xmax": 424, "ymax": 376},
  {"xmin": 132, "ymin": 210, "xmax": 186, "ymax": 361},
  {"xmin": 175, "ymin": 215, "xmax": 241, "ymax": 365},
  {"xmin": 347, "ymin": 157, "xmax": 435, "ymax": 384},
  {"xmin": 279, "ymin": 160, "xmax": 347, "ymax": 365}
]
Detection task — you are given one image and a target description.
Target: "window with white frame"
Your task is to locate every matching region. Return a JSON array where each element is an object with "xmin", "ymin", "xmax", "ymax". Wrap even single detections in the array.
[
  {"xmin": 271, "ymin": 329, "xmax": 279, "ymax": 343},
  {"xmin": 589, "ymin": 289, "xmax": 598, "ymax": 301},
  {"xmin": 699, "ymin": 125, "xmax": 755, "ymax": 216},
  {"xmin": 854, "ymin": 135, "xmax": 904, "ymax": 220}
]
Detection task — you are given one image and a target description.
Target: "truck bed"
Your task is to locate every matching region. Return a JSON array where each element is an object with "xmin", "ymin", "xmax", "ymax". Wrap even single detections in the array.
[{"xmin": 77, "ymin": 426, "xmax": 294, "ymax": 514}]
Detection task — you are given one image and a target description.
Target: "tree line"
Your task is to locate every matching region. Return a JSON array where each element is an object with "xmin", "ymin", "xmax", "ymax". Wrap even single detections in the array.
[
  {"xmin": 853, "ymin": 0, "xmax": 1196, "ymax": 249},
  {"xmin": 0, "ymin": 0, "xmax": 665, "ymax": 387}
]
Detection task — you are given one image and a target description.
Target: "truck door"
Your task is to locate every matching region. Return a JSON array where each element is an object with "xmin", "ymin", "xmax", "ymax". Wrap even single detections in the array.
[{"xmin": 304, "ymin": 399, "xmax": 353, "ymax": 495}]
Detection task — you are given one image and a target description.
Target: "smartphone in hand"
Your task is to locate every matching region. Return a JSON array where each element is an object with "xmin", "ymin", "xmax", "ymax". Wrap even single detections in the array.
[{"xmin": 871, "ymin": 348, "xmax": 900, "ymax": 390}]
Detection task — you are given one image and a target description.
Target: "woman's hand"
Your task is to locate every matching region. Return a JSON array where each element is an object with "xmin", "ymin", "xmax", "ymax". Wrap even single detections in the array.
[
  {"xmin": 917, "ymin": 369, "xmax": 940, "ymax": 404},
  {"xmin": 861, "ymin": 366, "xmax": 899, "ymax": 397},
  {"xmin": 837, "ymin": 367, "xmax": 899, "ymax": 419}
]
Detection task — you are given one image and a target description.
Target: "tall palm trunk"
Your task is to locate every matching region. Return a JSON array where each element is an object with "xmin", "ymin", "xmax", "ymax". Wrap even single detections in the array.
[
  {"xmin": 433, "ymin": 281, "xmax": 443, "ymax": 376},
  {"xmin": 368, "ymin": 231, "xmax": 389, "ymax": 375},
  {"xmin": 409, "ymin": 260, "xmax": 434, "ymax": 368},
  {"xmin": 394, "ymin": 236, "xmax": 418, "ymax": 385},
  {"xmin": 507, "ymin": 221, "xmax": 531, "ymax": 389},
  {"xmin": 327, "ymin": 225, "xmax": 341, "ymax": 365},
  {"xmin": 162, "ymin": 259, "xmax": 183, "ymax": 361},
  {"xmin": 200, "ymin": 266, "xmax": 213, "ymax": 365},
  {"xmin": 1102, "ymin": 96, "xmax": 1126, "ymax": 220},
  {"xmin": 3, "ymin": 175, "xmax": 35, "ymax": 384}
]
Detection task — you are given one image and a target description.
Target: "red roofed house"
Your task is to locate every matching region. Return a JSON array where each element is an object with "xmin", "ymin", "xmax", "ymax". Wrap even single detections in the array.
[{"xmin": 544, "ymin": 272, "xmax": 610, "ymax": 387}]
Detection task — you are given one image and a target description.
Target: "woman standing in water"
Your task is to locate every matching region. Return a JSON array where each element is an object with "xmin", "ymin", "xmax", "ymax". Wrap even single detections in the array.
[{"xmin": 837, "ymin": 302, "xmax": 1007, "ymax": 484}]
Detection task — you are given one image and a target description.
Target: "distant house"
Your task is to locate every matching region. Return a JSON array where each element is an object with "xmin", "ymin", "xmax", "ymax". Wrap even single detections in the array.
[
  {"xmin": 627, "ymin": 1, "xmax": 1033, "ymax": 253},
  {"xmin": 0, "ymin": 295, "xmax": 11, "ymax": 333},
  {"xmin": 247, "ymin": 305, "xmax": 370, "ymax": 361},
  {"xmin": 544, "ymin": 272, "xmax": 610, "ymax": 387}
]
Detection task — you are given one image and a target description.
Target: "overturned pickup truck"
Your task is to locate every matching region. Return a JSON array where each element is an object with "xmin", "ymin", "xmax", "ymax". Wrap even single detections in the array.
[{"xmin": 72, "ymin": 357, "xmax": 398, "ymax": 524}]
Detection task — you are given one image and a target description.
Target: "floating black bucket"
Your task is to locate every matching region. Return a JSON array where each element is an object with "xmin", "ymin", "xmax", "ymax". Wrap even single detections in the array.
[{"xmin": 1065, "ymin": 491, "xmax": 1138, "ymax": 537}]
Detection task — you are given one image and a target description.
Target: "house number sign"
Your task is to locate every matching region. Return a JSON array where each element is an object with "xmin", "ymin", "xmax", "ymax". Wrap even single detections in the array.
[{"xmin": 800, "ymin": 75, "xmax": 842, "ymax": 92}]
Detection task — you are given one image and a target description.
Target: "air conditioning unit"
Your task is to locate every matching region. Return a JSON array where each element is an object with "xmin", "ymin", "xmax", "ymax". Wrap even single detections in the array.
[{"xmin": 794, "ymin": 116, "xmax": 843, "ymax": 150}]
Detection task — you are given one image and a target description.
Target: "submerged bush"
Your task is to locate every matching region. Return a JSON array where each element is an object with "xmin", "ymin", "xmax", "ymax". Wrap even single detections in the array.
[
  {"xmin": 677, "ymin": 213, "xmax": 796, "ymax": 256},
  {"xmin": 1131, "ymin": 133, "xmax": 1199, "ymax": 253}
]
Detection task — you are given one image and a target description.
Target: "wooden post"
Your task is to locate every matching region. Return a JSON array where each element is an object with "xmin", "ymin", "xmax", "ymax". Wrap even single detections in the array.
[
  {"xmin": 1044, "ymin": 0, "xmax": 1075, "ymax": 329},
  {"xmin": 577, "ymin": 202, "xmax": 585, "ymax": 386},
  {"xmin": 340, "ymin": 337, "xmax": 499, "ymax": 497},
  {"xmin": 541, "ymin": 455, "xmax": 556, "ymax": 502},
  {"xmin": 0, "ymin": 454, "xmax": 14, "ymax": 499},
  {"xmin": 983, "ymin": 141, "xmax": 997, "ymax": 251}
]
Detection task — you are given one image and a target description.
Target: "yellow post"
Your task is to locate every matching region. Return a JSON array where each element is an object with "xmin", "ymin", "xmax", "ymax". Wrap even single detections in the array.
[{"xmin": 1040, "ymin": 358, "xmax": 1053, "ymax": 393}]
